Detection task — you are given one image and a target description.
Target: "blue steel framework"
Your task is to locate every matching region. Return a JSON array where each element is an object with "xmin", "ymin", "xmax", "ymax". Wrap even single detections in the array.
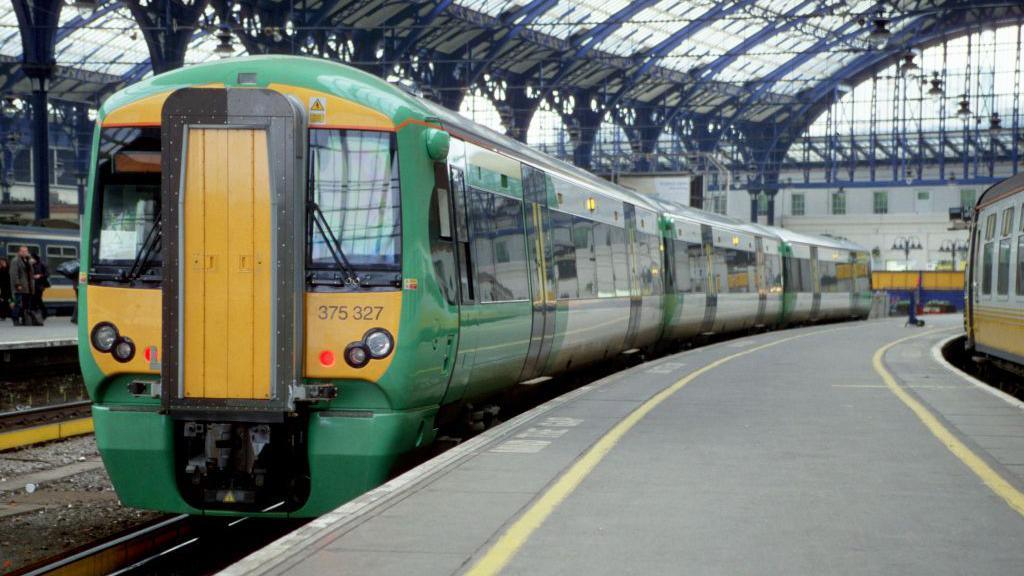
[{"xmin": 0, "ymin": 0, "xmax": 1022, "ymax": 225}]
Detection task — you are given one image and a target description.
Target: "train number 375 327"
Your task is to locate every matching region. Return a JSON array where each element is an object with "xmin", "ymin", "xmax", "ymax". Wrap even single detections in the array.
[{"xmin": 316, "ymin": 305, "xmax": 384, "ymax": 321}]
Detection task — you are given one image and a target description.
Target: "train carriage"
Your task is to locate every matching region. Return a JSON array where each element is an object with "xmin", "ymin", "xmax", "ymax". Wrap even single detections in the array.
[
  {"xmin": 0, "ymin": 224, "xmax": 79, "ymax": 315},
  {"xmin": 80, "ymin": 55, "xmax": 871, "ymax": 518},
  {"xmin": 966, "ymin": 172, "xmax": 1024, "ymax": 369}
]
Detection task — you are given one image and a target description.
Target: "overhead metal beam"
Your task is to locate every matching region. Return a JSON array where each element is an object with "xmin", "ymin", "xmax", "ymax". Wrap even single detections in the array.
[
  {"xmin": 572, "ymin": 0, "xmax": 660, "ymax": 60},
  {"xmin": 54, "ymin": 1, "xmax": 124, "ymax": 44},
  {"xmin": 605, "ymin": 0, "xmax": 761, "ymax": 111},
  {"xmin": 465, "ymin": 0, "xmax": 559, "ymax": 87}
]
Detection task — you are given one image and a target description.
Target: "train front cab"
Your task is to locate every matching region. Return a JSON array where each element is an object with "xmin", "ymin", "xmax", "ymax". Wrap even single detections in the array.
[{"xmin": 82, "ymin": 79, "xmax": 442, "ymax": 517}]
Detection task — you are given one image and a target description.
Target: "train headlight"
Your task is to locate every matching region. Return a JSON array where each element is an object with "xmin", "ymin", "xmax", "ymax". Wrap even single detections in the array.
[
  {"xmin": 363, "ymin": 329, "xmax": 394, "ymax": 359},
  {"xmin": 112, "ymin": 337, "xmax": 136, "ymax": 363},
  {"xmin": 344, "ymin": 343, "xmax": 370, "ymax": 368},
  {"xmin": 91, "ymin": 323, "xmax": 119, "ymax": 353}
]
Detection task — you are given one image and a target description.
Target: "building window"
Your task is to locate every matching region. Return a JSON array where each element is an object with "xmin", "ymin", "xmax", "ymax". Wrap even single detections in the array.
[
  {"xmin": 873, "ymin": 191, "xmax": 888, "ymax": 214},
  {"xmin": 917, "ymin": 191, "xmax": 929, "ymax": 200},
  {"xmin": 791, "ymin": 193, "xmax": 805, "ymax": 216},
  {"xmin": 831, "ymin": 192, "xmax": 846, "ymax": 215},
  {"xmin": 757, "ymin": 193, "xmax": 768, "ymax": 216},
  {"xmin": 960, "ymin": 189, "xmax": 976, "ymax": 212}
]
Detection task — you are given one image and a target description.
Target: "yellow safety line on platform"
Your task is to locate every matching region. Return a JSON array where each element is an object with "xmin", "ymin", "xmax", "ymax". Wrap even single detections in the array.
[
  {"xmin": 873, "ymin": 331, "xmax": 1024, "ymax": 518},
  {"xmin": 465, "ymin": 327, "xmax": 840, "ymax": 576},
  {"xmin": 0, "ymin": 417, "xmax": 94, "ymax": 451}
]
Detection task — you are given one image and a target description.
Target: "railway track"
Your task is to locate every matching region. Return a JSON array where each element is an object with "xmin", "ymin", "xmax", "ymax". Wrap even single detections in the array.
[
  {"xmin": 10, "ymin": 512, "xmax": 305, "ymax": 576},
  {"xmin": 0, "ymin": 401, "xmax": 93, "ymax": 450}
]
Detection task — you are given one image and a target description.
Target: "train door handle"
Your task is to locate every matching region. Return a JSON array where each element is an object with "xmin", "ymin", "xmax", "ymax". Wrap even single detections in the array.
[
  {"xmin": 238, "ymin": 254, "xmax": 252, "ymax": 272},
  {"xmin": 205, "ymin": 255, "xmax": 216, "ymax": 270}
]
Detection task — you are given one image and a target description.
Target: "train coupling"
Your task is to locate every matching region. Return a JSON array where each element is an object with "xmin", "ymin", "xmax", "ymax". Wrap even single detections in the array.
[
  {"xmin": 291, "ymin": 383, "xmax": 338, "ymax": 403},
  {"xmin": 127, "ymin": 380, "xmax": 161, "ymax": 398}
]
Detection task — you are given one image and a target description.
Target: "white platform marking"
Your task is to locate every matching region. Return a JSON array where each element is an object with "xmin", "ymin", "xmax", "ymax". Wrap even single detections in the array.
[
  {"xmin": 645, "ymin": 362, "xmax": 686, "ymax": 375},
  {"xmin": 490, "ymin": 439, "xmax": 551, "ymax": 453}
]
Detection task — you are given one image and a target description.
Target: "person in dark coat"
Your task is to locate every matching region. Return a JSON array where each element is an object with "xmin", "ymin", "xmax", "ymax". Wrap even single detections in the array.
[
  {"xmin": 10, "ymin": 246, "xmax": 34, "ymax": 326},
  {"xmin": 30, "ymin": 250, "xmax": 50, "ymax": 320},
  {"xmin": 0, "ymin": 257, "xmax": 11, "ymax": 321}
]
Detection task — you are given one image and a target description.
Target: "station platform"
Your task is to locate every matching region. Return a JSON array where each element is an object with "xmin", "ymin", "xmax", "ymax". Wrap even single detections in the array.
[
  {"xmin": 224, "ymin": 315, "xmax": 1024, "ymax": 576},
  {"xmin": 0, "ymin": 316, "xmax": 77, "ymax": 351}
]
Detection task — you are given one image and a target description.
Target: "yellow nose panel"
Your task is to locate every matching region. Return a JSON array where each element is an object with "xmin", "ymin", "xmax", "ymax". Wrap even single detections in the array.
[{"xmin": 182, "ymin": 128, "xmax": 272, "ymax": 400}]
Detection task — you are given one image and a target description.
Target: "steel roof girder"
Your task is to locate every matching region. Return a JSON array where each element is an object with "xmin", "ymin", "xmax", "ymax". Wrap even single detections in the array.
[{"xmin": 571, "ymin": 0, "xmax": 661, "ymax": 60}]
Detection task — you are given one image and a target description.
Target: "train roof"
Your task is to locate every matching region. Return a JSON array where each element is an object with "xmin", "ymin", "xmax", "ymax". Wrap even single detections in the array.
[
  {"xmin": 0, "ymin": 224, "xmax": 80, "ymax": 239},
  {"xmin": 976, "ymin": 172, "xmax": 1024, "ymax": 211}
]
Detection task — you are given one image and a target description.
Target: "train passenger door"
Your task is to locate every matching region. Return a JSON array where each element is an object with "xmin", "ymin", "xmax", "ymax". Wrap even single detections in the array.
[
  {"xmin": 519, "ymin": 165, "xmax": 557, "ymax": 383},
  {"xmin": 622, "ymin": 204, "xmax": 643, "ymax": 351},
  {"xmin": 440, "ymin": 165, "xmax": 478, "ymax": 405},
  {"xmin": 698, "ymin": 224, "xmax": 717, "ymax": 334},
  {"xmin": 809, "ymin": 246, "xmax": 821, "ymax": 320},
  {"xmin": 754, "ymin": 236, "xmax": 767, "ymax": 327},
  {"xmin": 429, "ymin": 162, "xmax": 460, "ymax": 396}
]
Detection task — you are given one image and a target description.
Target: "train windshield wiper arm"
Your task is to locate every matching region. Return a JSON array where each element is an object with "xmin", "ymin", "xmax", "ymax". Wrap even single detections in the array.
[
  {"xmin": 307, "ymin": 201, "xmax": 360, "ymax": 286},
  {"xmin": 126, "ymin": 211, "xmax": 162, "ymax": 282}
]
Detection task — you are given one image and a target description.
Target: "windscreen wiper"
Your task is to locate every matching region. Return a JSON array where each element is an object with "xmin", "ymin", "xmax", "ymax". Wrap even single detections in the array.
[
  {"xmin": 126, "ymin": 211, "xmax": 162, "ymax": 282},
  {"xmin": 308, "ymin": 200, "xmax": 360, "ymax": 286}
]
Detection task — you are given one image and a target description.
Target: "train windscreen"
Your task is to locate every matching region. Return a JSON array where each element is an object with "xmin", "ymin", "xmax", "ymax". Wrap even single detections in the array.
[{"xmin": 90, "ymin": 127, "xmax": 161, "ymax": 276}]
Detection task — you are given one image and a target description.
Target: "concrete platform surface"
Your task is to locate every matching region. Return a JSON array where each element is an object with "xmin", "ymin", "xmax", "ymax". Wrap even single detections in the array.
[
  {"xmin": 224, "ymin": 316, "xmax": 1024, "ymax": 576},
  {"xmin": 0, "ymin": 316, "xmax": 77, "ymax": 350}
]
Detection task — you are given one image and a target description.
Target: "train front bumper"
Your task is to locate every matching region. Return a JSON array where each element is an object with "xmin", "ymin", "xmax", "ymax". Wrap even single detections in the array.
[{"xmin": 92, "ymin": 404, "xmax": 437, "ymax": 517}]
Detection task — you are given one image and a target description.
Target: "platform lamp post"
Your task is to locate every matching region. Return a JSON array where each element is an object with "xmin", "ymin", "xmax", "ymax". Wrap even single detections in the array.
[
  {"xmin": 938, "ymin": 239, "xmax": 968, "ymax": 271},
  {"xmin": 892, "ymin": 236, "xmax": 923, "ymax": 270}
]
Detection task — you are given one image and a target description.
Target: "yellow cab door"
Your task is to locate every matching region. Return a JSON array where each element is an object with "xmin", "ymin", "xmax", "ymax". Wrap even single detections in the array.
[{"xmin": 182, "ymin": 128, "xmax": 272, "ymax": 400}]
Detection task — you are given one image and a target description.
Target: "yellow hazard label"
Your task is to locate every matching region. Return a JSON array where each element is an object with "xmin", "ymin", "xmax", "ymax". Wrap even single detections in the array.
[{"xmin": 309, "ymin": 96, "xmax": 326, "ymax": 124}]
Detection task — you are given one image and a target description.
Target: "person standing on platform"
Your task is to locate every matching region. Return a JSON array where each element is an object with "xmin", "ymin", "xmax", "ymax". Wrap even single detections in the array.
[
  {"xmin": 30, "ymin": 250, "xmax": 50, "ymax": 320},
  {"xmin": 0, "ymin": 257, "xmax": 11, "ymax": 321},
  {"xmin": 10, "ymin": 246, "xmax": 35, "ymax": 326}
]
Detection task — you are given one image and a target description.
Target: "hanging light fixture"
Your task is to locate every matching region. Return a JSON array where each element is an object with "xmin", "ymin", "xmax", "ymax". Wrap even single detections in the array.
[
  {"xmin": 989, "ymin": 111, "xmax": 1002, "ymax": 136},
  {"xmin": 867, "ymin": 15, "xmax": 891, "ymax": 49},
  {"xmin": 214, "ymin": 25, "xmax": 235, "ymax": 57},
  {"xmin": 900, "ymin": 52, "xmax": 919, "ymax": 79},
  {"xmin": 926, "ymin": 72, "xmax": 943, "ymax": 100},
  {"xmin": 1, "ymin": 95, "xmax": 18, "ymax": 119},
  {"xmin": 956, "ymin": 96, "xmax": 972, "ymax": 121}
]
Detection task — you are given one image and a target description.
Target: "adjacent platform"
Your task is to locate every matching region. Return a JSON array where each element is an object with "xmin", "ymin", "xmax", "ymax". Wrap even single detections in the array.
[
  {"xmin": 225, "ymin": 316, "xmax": 1024, "ymax": 576},
  {"xmin": 0, "ymin": 317, "xmax": 77, "ymax": 351}
]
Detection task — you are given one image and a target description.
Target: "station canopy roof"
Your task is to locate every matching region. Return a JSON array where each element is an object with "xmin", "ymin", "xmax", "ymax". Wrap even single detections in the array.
[{"xmin": 0, "ymin": 0, "xmax": 1020, "ymax": 126}]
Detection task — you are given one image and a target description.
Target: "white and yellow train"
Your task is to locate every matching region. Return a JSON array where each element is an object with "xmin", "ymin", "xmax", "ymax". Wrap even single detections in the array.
[{"xmin": 965, "ymin": 172, "xmax": 1024, "ymax": 372}]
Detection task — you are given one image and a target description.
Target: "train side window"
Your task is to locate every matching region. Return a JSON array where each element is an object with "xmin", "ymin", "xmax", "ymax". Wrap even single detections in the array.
[
  {"xmin": 1017, "ymin": 236, "xmax": 1024, "ymax": 296},
  {"xmin": 470, "ymin": 188, "xmax": 496, "ymax": 302},
  {"xmin": 982, "ymin": 242, "xmax": 994, "ymax": 295},
  {"xmin": 649, "ymin": 234, "xmax": 664, "ymax": 295},
  {"xmin": 573, "ymin": 217, "xmax": 596, "ymax": 298},
  {"xmin": 552, "ymin": 211, "xmax": 577, "ymax": 299},
  {"xmin": 470, "ymin": 189, "xmax": 529, "ymax": 303},
  {"xmin": 434, "ymin": 164, "xmax": 452, "ymax": 241},
  {"xmin": 997, "ymin": 238, "xmax": 1011, "ymax": 295},
  {"xmin": 491, "ymin": 194, "xmax": 529, "ymax": 301},
  {"xmin": 1002, "ymin": 207, "xmax": 1015, "ymax": 237},
  {"xmin": 688, "ymin": 242, "xmax": 706, "ymax": 293},
  {"xmin": 593, "ymin": 223, "xmax": 615, "ymax": 298},
  {"xmin": 8, "ymin": 243, "xmax": 40, "ymax": 258},
  {"xmin": 1021, "ymin": 203, "xmax": 1024, "ymax": 232},
  {"xmin": 610, "ymin": 226, "xmax": 629, "ymax": 297},
  {"xmin": 985, "ymin": 214, "xmax": 997, "ymax": 240},
  {"xmin": 672, "ymin": 239, "xmax": 691, "ymax": 293}
]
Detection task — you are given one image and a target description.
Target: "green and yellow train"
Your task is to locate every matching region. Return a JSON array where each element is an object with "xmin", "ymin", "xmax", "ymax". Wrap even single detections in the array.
[{"xmin": 80, "ymin": 56, "xmax": 871, "ymax": 517}]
